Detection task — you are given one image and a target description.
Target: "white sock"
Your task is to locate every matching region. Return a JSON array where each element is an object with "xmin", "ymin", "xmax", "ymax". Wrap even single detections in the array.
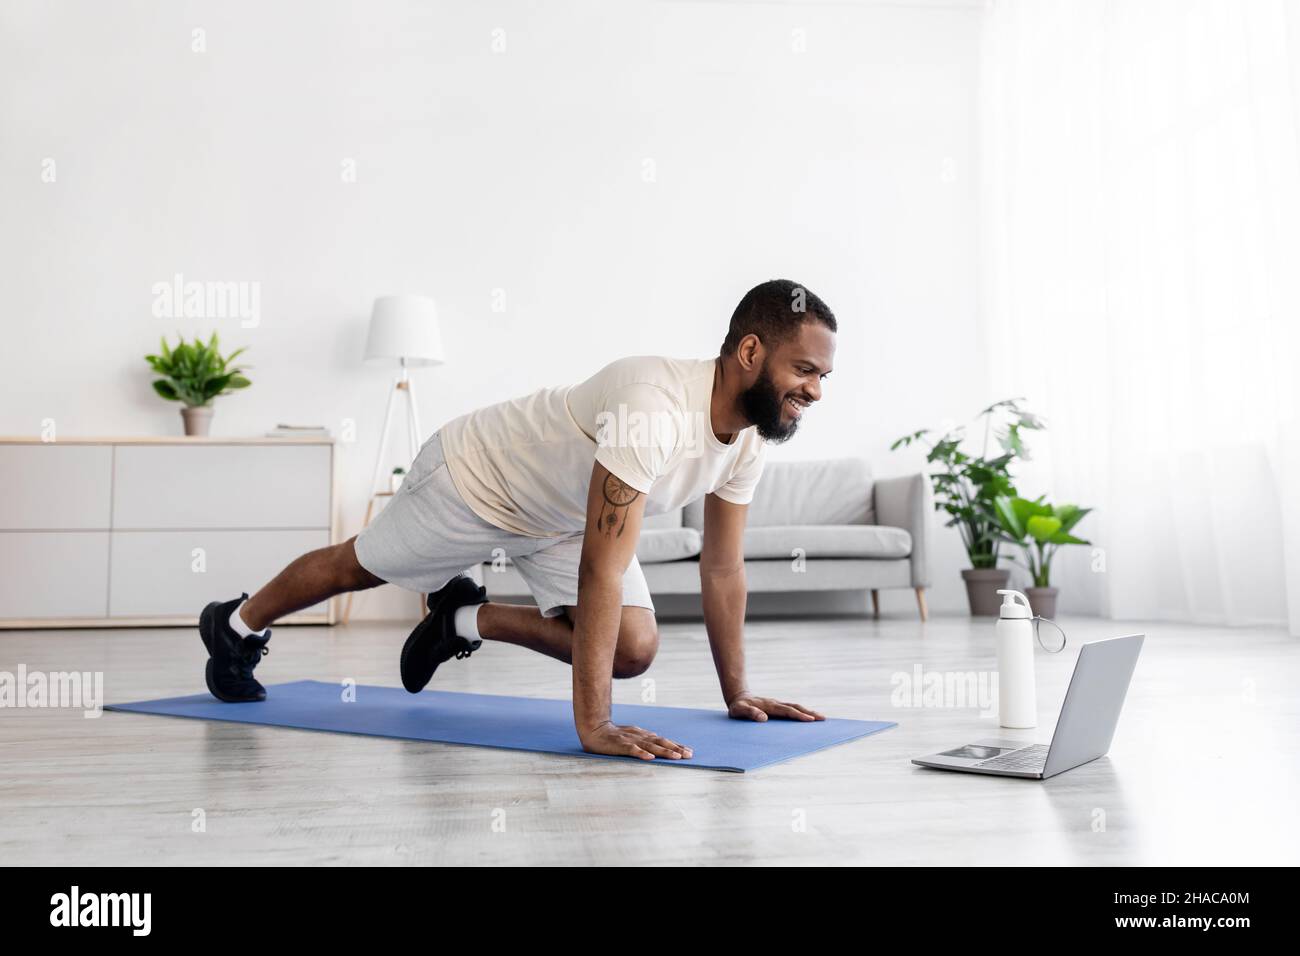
[
  {"xmin": 454, "ymin": 603, "xmax": 482, "ymax": 642},
  {"xmin": 229, "ymin": 600, "xmax": 269, "ymax": 639}
]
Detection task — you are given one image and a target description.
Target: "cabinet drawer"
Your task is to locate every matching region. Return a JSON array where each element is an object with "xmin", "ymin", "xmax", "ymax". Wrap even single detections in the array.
[
  {"xmin": 109, "ymin": 529, "xmax": 331, "ymax": 617},
  {"xmin": 113, "ymin": 445, "xmax": 331, "ymax": 529},
  {"xmin": 0, "ymin": 532, "xmax": 110, "ymax": 618},
  {"xmin": 0, "ymin": 445, "xmax": 112, "ymax": 529}
]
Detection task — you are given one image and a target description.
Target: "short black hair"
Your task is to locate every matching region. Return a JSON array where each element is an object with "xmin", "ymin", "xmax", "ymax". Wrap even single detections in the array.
[{"xmin": 719, "ymin": 279, "xmax": 837, "ymax": 358}]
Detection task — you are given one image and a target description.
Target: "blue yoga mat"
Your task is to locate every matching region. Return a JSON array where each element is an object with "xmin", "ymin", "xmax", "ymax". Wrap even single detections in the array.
[{"xmin": 106, "ymin": 679, "xmax": 896, "ymax": 772}]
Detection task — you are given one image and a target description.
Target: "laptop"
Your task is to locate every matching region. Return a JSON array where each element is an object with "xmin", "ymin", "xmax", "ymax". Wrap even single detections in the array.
[{"xmin": 912, "ymin": 633, "xmax": 1144, "ymax": 780}]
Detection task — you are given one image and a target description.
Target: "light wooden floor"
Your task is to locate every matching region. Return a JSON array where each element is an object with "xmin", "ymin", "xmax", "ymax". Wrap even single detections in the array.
[{"xmin": 1, "ymin": 613, "xmax": 1296, "ymax": 866}]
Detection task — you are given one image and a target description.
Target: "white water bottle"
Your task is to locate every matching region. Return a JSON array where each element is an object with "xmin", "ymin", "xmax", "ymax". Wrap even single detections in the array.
[{"xmin": 996, "ymin": 589, "xmax": 1037, "ymax": 729}]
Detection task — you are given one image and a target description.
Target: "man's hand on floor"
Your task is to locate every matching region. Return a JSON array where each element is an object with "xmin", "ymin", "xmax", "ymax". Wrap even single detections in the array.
[
  {"xmin": 579, "ymin": 721, "xmax": 693, "ymax": 761},
  {"xmin": 727, "ymin": 695, "xmax": 826, "ymax": 722}
]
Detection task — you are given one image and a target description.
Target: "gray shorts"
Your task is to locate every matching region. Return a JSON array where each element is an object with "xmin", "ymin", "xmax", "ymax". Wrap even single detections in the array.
[{"xmin": 353, "ymin": 429, "xmax": 654, "ymax": 619}]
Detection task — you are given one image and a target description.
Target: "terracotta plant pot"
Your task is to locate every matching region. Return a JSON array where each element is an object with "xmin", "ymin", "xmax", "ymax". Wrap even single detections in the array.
[
  {"xmin": 1025, "ymin": 586, "xmax": 1059, "ymax": 620},
  {"xmin": 961, "ymin": 567, "xmax": 1011, "ymax": 616},
  {"xmin": 181, "ymin": 405, "xmax": 213, "ymax": 436}
]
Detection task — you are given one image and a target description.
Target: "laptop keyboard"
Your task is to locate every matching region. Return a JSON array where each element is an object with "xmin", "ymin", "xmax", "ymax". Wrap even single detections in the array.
[{"xmin": 975, "ymin": 744, "xmax": 1050, "ymax": 772}]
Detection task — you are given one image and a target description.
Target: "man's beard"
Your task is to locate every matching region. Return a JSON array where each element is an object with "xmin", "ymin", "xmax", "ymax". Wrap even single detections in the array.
[{"xmin": 739, "ymin": 360, "xmax": 799, "ymax": 444}]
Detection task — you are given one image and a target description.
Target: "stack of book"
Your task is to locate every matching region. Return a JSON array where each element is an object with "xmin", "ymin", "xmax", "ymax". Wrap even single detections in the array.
[{"xmin": 265, "ymin": 424, "xmax": 331, "ymax": 439}]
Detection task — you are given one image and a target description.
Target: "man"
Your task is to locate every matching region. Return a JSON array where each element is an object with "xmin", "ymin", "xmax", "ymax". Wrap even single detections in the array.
[{"xmin": 198, "ymin": 278, "xmax": 836, "ymax": 761}]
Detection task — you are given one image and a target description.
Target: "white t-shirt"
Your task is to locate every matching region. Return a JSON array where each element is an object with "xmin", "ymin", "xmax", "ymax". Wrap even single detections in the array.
[{"xmin": 437, "ymin": 355, "xmax": 767, "ymax": 537}]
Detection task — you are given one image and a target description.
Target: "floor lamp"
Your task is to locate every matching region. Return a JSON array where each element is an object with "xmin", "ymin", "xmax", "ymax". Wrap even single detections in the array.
[{"xmin": 346, "ymin": 295, "xmax": 445, "ymax": 625}]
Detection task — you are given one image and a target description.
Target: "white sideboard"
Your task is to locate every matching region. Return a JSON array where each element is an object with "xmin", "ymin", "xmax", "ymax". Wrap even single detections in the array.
[{"xmin": 0, "ymin": 437, "xmax": 338, "ymax": 628}]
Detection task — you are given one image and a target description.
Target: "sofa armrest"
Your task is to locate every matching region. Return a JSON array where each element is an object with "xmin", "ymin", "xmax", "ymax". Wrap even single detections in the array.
[{"xmin": 873, "ymin": 472, "xmax": 933, "ymax": 588}]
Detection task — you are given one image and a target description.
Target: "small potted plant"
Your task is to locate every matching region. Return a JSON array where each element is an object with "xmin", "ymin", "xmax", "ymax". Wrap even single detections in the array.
[
  {"xmin": 892, "ymin": 398, "xmax": 1043, "ymax": 615},
  {"xmin": 990, "ymin": 494, "xmax": 1092, "ymax": 619},
  {"xmin": 145, "ymin": 332, "xmax": 251, "ymax": 436},
  {"xmin": 390, "ymin": 466, "xmax": 407, "ymax": 493}
]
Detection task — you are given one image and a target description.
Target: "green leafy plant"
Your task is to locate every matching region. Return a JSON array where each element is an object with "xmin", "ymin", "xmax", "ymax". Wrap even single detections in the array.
[
  {"xmin": 891, "ymin": 399, "xmax": 1044, "ymax": 569},
  {"xmin": 990, "ymin": 494, "xmax": 1091, "ymax": 587},
  {"xmin": 145, "ymin": 332, "xmax": 251, "ymax": 407}
]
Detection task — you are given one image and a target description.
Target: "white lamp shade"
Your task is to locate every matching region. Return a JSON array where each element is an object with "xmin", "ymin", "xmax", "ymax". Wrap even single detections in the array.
[{"xmin": 364, "ymin": 295, "xmax": 445, "ymax": 366}]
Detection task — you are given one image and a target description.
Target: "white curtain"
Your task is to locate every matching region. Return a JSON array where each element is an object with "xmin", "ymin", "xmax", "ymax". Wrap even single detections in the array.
[{"xmin": 980, "ymin": 0, "xmax": 1300, "ymax": 633}]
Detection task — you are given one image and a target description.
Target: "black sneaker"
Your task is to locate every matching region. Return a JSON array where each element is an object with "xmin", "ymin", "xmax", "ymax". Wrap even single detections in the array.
[
  {"xmin": 400, "ymin": 574, "xmax": 488, "ymax": 693},
  {"xmin": 199, "ymin": 593, "xmax": 272, "ymax": 703}
]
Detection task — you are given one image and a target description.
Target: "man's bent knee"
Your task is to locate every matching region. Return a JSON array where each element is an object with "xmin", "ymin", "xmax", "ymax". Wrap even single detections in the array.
[
  {"xmin": 561, "ymin": 605, "xmax": 659, "ymax": 678},
  {"xmin": 338, "ymin": 537, "xmax": 385, "ymax": 591},
  {"xmin": 612, "ymin": 609, "xmax": 659, "ymax": 679}
]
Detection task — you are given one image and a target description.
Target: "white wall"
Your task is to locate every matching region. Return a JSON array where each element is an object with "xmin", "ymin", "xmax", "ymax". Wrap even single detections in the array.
[{"xmin": 0, "ymin": 0, "xmax": 985, "ymax": 620}]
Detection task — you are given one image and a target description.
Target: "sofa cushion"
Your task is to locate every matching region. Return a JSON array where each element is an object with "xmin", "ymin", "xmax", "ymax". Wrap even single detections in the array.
[
  {"xmin": 637, "ymin": 527, "xmax": 702, "ymax": 564},
  {"xmin": 741, "ymin": 524, "xmax": 911, "ymax": 560},
  {"xmin": 642, "ymin": 507, "xmax": 683, "ymax": 530},
  {"xmin": 484, "ymin": 525, "xmax": 700, "ymax": 569},
  {"xmin": 684, "ymin": 457, "xmax": 873, "ymax": 529}
]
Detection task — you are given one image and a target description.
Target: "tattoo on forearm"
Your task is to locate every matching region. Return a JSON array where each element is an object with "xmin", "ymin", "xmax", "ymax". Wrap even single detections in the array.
[{"xmin": 599, "ymin": 473, "xmax": 640, "ymax": 538}]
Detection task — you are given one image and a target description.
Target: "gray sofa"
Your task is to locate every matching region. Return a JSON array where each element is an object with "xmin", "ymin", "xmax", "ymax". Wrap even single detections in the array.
[{"xmin": 477, "ymin": 457, "xmax": 933, "ymax": 619}]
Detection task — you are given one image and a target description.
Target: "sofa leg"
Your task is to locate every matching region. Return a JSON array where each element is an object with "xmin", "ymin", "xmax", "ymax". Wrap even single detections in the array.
[
  {"xmin": 915, "ymin": 587, "xmax": 929, "ymax": 622},
  {"xmin": 871, "ymin": 589, "xmax": 880, "ymax": 619}
]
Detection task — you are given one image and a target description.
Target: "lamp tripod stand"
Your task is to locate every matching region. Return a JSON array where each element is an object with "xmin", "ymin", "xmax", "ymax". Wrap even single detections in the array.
[
  {"xmin": 344, "ymin": 361, "xmax": 428, "ymax": 625},
  {"xmin": 347, "ymin": 293, "xmax": 445, "ymax": 625},
  {"xmin": 368, "ymin": 359, "xmax": 423, "ymax": 497}
]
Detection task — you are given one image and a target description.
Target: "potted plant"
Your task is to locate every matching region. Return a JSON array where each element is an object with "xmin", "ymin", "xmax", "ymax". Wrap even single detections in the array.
[
  {"xmin": 390, "ymin": 466, "xmax": 407, "ymax": 493},
  {"xmin": 990, "ymin": 494, "xmax": 1092, "ymax": 619},
  {"xmin": 892, "ymin": 399, "xmax": 1043, "ymax": 616},
  {"xmin": 145, "ymin": 332, "xmax": 251, "ymax": 436}
]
